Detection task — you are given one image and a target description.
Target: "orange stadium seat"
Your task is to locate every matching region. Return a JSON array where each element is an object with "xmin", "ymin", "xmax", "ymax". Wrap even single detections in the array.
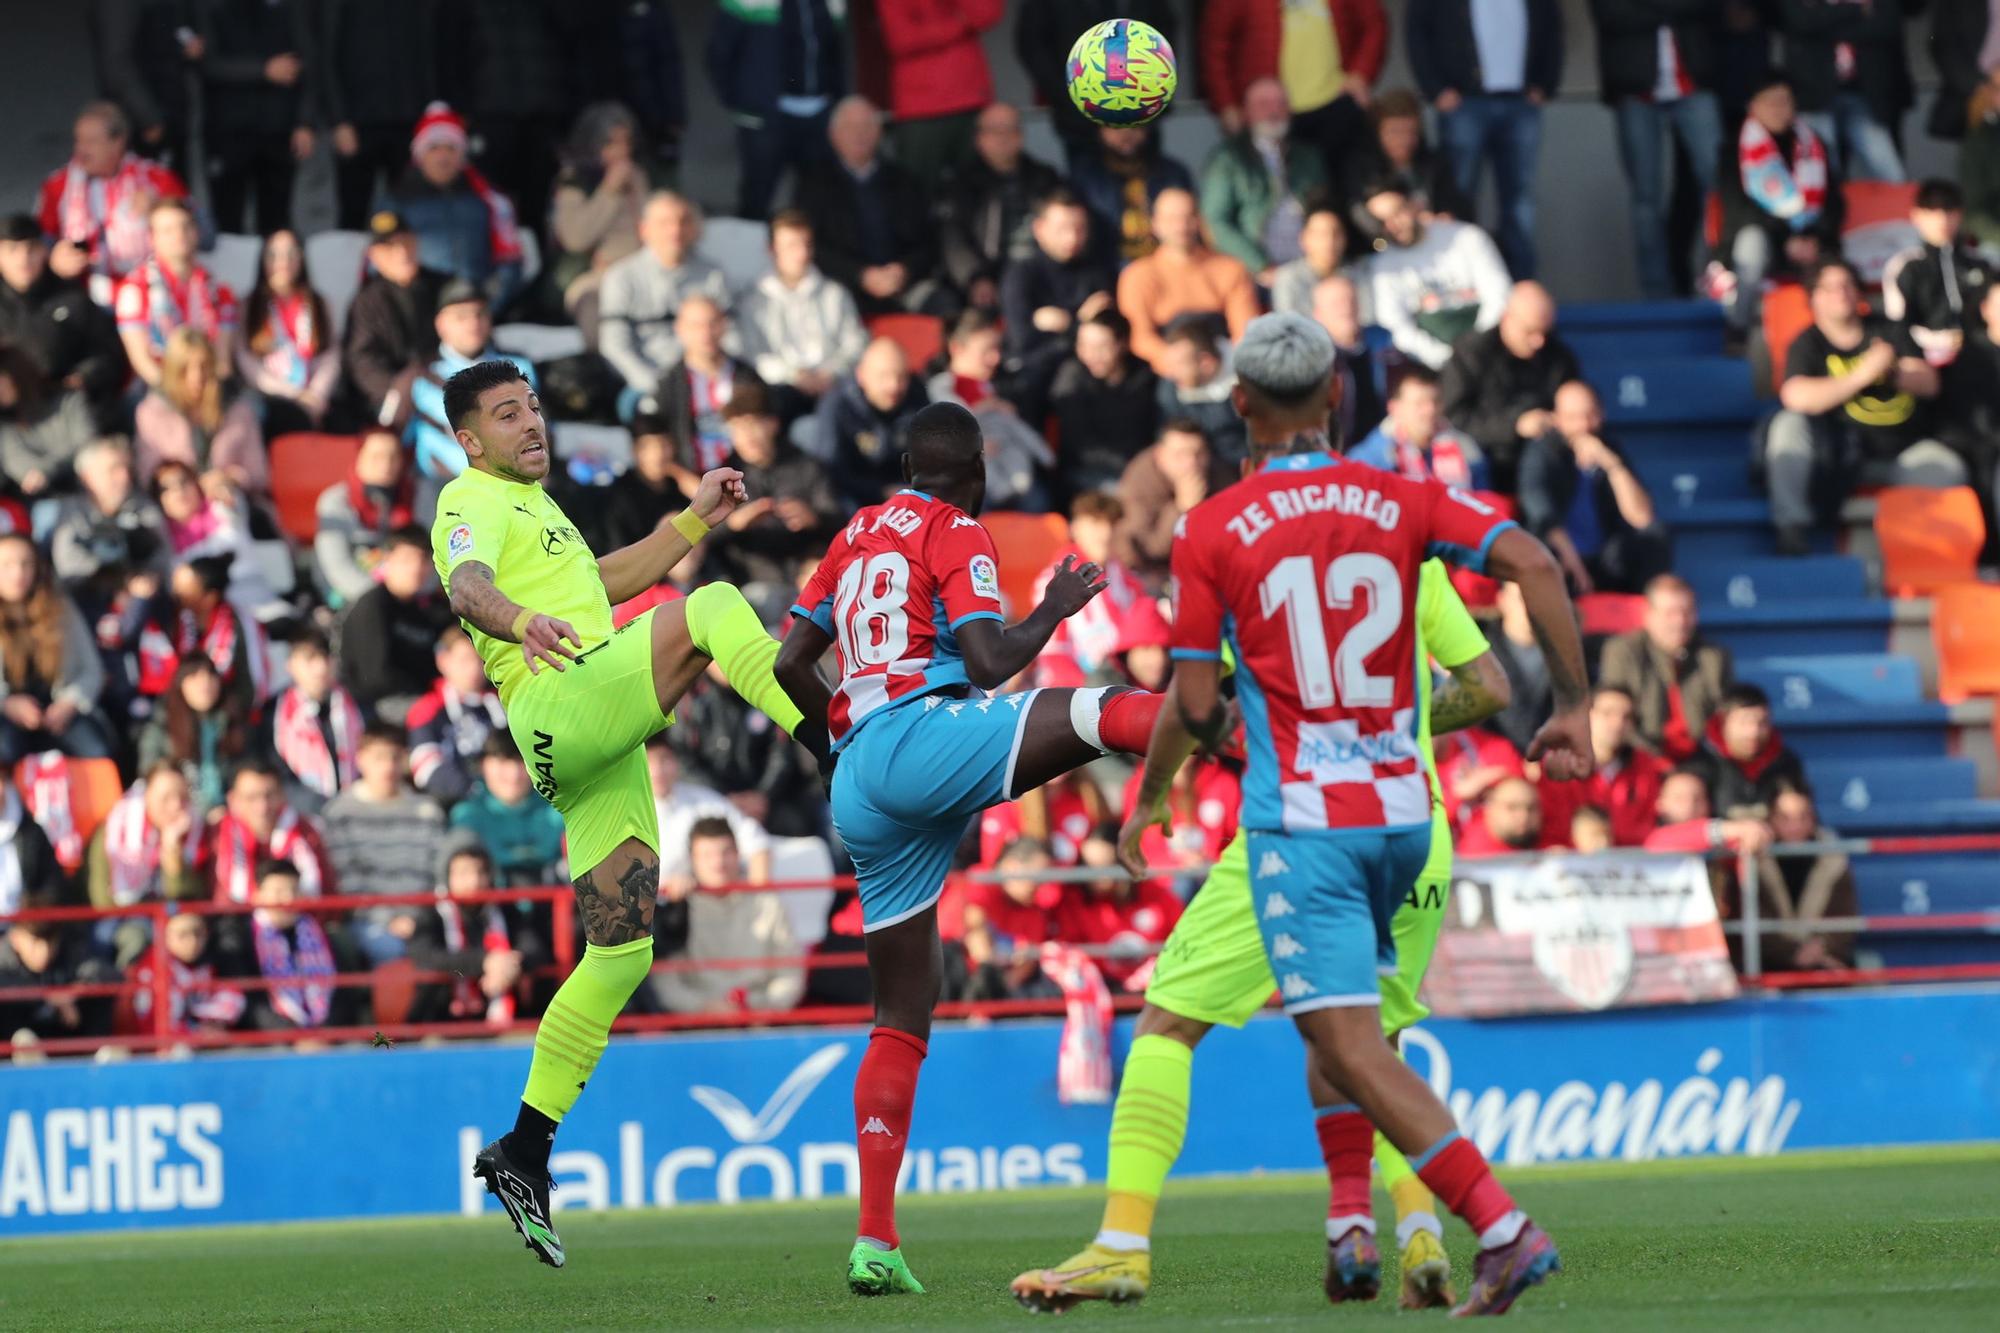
[
  {"xmin": 866, "ymin": 312, "xmax": 945, "ymax": 372},
  {"xmin": 13, "ymin": 755, "xmax": 126, "ymax": 855},
  {"xmin": 983, "ymin": 510, "xmax": 1070, "ymax": 616},
  {"xmin": 1875, "ymin": 486, "xmax": 1986, "ymax": 596},
  {"xmin": 1932, "ymin": 585, "xmax": 2000, "ymax": 703},
  {"xmin": 1761, "ymin": 283, "xmax": 1812, "ymax": 394},
  {"xmin": 270, "ymin": 432, "xmax": 362, "ymax": 546}
]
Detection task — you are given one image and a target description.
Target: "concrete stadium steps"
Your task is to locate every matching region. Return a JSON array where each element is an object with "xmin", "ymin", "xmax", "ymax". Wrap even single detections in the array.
[
  {"xmin": 1737, "ymin": 653, "xmax": 1924, "ymax": 708},
  {"xmin": 1559, "ymin": 300, "xmax": 1728, "ymax": 362},
  {"xmin": 1677, "ymin": 554, "xmax": 1870, "ymax": 609}
]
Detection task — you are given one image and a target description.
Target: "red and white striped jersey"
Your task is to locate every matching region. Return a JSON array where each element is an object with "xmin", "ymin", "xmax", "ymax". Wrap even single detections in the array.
[
  {"xmin": 793, "ymin": 489, "xmax": 1006, "ymax": 748},
  {"xmin": 1169, "ymin": 450, "xmax": 1515, "ymax": 834}
]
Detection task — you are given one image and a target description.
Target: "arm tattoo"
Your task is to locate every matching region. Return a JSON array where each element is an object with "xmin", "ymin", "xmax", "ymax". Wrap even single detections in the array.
[
  {"xmin": 1531, "ymin": 613, "xmax": 1591, "ymax": 711},
  {"xmin": 1430, "ymin": 661, "xmax": 1507, "ymax": 735},
  {"xmin": 573, "ymin": 852, "xmax": 659, "ymax": 947},
  {"xmin": 447, "ymin": 560, "xmax": 528, "ymax": 641}
]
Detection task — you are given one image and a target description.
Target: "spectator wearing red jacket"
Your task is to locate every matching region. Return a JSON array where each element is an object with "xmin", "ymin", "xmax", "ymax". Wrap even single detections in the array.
[
  {"xmin": 979, "ymin": 773, "xmax": 1105, "ymax": 867},
  {"xmin": 1688, "ymin": 684, "xmax": 1809, "ymax": 820},
  {"xmin": 874, "ymin": 0, "xmax": 1003, "ymax": 183},
  {"xmin": 1458, "ymin": 775, "xmax": 1543, "ymax": 856},
  {"xmin": 960, "ymin": 836, "xmax": 1062, "ymax": 1000},
  {"xmin": 1536, "ymin": 686, "xmax": 1669, "ymax": 847},
  {"xmin": 1054, "ymin": 829, "xmax": 1184, "ymax": 987},
  {"xmin": 1121, "ymin": 755, "xmax": 1241, "ymax": 890},
  {"xmin": 1643, "ymin": 767, "xmax": 1773, "ymax": 855},
  {"xmin": 1200, "ymin": 0, "xmax": 1387, "ymax": 182},
  {"xmin": 36, "ymin": 100, "xmax": 191, "ymax": 283},
  {"xmin": 1433, "ymin": 725, "xmax": 1523, "ymax": 833}
]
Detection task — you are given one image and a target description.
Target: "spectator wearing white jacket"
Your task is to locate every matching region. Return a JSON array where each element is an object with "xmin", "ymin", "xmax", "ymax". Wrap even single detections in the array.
[
  {"xmin": 1361, "ymin": 179, "xmax": 1510, "ymax": 369},
  {"xmin": 736, "ymin": 211, "xmax": 867, "ymax": 427}
]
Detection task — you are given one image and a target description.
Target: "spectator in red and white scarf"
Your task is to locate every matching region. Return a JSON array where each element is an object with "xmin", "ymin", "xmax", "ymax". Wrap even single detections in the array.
[
  {"xmin": 88, "ymin": 764, "xmax": 208, "ymax": 938},
  {"xmin": 243, "ymin": 858, "xmax": 340, "ymax": 1032},
  {"xmin": 139, "ymin": 551, "xmax": 270, "ymax": 713},
  {"xmin": 408, "ymin": 844, "xmax": 529, "ymax": 1026},
  {"xmin": 266, "ymin": 631, "xmax": 364, "ymax": 815},
  {"xmin": 137, "ymin": 655, "xmax": 257, "ymax": 812},
  {"xmin": 1053, "ymin": 828, "xmax": 1184, "ymax": 989},
  {"xmin": 1719, "ymin": 76, "xmax": 1844, "ymax": 336},
  {"xmin": 203, "ymin": 760, "xmax": 330, "ymax": 906},
  {"xmin": 121, "ymin": 911, "xmax": 247, "ymax": 1037},
  {"xmin": 234, "ymin": 229, "xmax": 340, "ymax": 435},
  {"xmin": 1348, "ymin": 365, "xmax": 1489, "ymax": 490},
  {"xmin": 407, "ymin": 628, "xmax": 506, "ymax": 805},
  {"xmin": 383, "ymin": 102, "xmax": 525, "ymax": 312},
  {"xmin": 135, "ymin": 329, "xmax": 268, "ymax": 497},
  {"xmin": 35, "ymin": 100, "xmax": 192, "ymax": 283},
  {"xmin": 312, "ymin": 427, "xmax": 413, "ymax": 608},
  {"xmin": 115, "ymin": 198, "xmax": 236, "ymax": 389}
]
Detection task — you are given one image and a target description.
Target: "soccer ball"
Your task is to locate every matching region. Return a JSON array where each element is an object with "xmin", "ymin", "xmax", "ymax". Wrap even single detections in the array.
[{"xmin": 1066, "ymin": 19, "xmax": 1178, "ymax": 128}]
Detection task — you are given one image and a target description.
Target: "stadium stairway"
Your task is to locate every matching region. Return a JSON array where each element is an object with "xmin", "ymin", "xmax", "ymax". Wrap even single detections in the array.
[{"xmin": 1566, "ymin": 300, "xmax": 2000, "ymax": 965}]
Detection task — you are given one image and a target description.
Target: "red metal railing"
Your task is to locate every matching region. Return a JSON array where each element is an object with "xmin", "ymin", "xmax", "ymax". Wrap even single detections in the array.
[{"xmin": 4, "ymin": 832, "xmax": 1999, "ymax": 1059}]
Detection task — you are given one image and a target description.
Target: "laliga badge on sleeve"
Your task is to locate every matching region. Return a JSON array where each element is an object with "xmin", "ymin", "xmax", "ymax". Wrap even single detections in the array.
[
  {"xmin": 447, "ymin": 523, "xmax": 475, "ymax": 561},
  {"xmin": 969, "ymin": 553, "xmax": 1000, "ymax": 601}
]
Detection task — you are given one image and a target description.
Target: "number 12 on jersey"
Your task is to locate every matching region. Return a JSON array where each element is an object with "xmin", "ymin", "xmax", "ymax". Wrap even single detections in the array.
[{"xmin": 1258, "ymin": 553, "xmax": 1402, "ymax": 709}]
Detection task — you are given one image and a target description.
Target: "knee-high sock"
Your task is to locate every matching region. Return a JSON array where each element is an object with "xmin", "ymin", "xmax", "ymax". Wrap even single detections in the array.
[
  {"xmin": 683, "ymin": 582, "xmax": 803, "ymax": 735},
  {"xmin": 1376, "ymin": 1132, "xmax": 1443, "ymax": 1244},
  {"xmin": 1097, "ymin": 1033, "xmax": 1193, "ymax": 1249},
  {"xmin": 1316, "ymin": 1105, "xmax": 1376, "ymax": 1236},
  {"xmin": 855, "ymin": 1027, "xmax": 926, "ymax": 1249},
  {"xmin": 1096, "ymin": 689, "xmax": 1165, "ymax": 755},
  {"xmin": 520, "ymin": 938, "xmax": 654, "ymax": 1122},
  {"xmin": 1412, "ymin": 1133, "xmax": 1527, "ymax": 1249}
]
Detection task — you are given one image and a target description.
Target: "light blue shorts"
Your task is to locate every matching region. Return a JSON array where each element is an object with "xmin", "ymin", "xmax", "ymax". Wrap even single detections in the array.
[
  {"xmin": 1246, "ymin": 826, "xmax": 1432, "ymax": 1014},
  {"xmin": 832, "ymin": 689, "xmax": 1041, "ymax": 931}
]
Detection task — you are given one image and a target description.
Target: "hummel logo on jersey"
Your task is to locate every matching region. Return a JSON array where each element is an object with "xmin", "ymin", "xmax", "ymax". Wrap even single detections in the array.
[
  {"xmin": 1256, "ymin": 850, "xmax": 1292, "ymax": 879},
  {"xmin": 1280, "ymin": 973, "xmax": 1315, "ymax": 999},
  {"xmin": 1271, "ymin": 932, "xmax": 1307, "ymax": 960},
  {"xmin": 1262, "ymin": 891, "xmax": 1296, "ymax": 919},
  {"xmin": 861, "ymin": 1116, "xmax": 893, "ymax": 1136}
]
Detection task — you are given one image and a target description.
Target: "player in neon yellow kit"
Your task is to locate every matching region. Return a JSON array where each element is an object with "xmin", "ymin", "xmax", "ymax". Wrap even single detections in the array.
[
  {"xmin": 1013, "ymin": 560, "xmax": 1509, "ymax": 1311},
  {"xmin": 429, "ymin": 359, "xmax": 829, "ymax": 1268}
]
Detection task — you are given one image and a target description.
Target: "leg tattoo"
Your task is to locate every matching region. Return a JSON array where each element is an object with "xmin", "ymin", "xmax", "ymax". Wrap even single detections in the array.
[{"xmin": 574, "ymin": 851, "xmax": 660, "ymax": 947}]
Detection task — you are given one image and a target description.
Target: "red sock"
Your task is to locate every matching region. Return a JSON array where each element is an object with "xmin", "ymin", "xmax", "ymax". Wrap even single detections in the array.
[
  {"xmin": 854, "ymin": 1027, "xmax": 927, "ymax": 1248},
  {"xmin": 1415, "ymin": 1135, "xmax": 1516, "ymax": 1234},
  {"xmin": 1098, "ymin": 689, "xmax": 1164, "ymax": 755},
  {"xmin": 1315, "ymin": 1107, "xmax": 1374, "ymax": 1223}
]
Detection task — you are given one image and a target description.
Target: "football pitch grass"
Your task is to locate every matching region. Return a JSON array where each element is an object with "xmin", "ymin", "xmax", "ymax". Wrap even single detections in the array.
[{"xmin": 4, "ymin": 1144, "xmax": 1996, "ymax": 1331}]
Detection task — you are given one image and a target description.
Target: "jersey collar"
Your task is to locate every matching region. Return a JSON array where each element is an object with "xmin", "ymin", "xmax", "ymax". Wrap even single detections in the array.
[
  {"xmin": 895, "ymin": 488, "xmax": 935, "ymax": 503},
  {"xmin": 1258, "ymin": 450, "xmax": 1339, "ymax": 475},
  {"xmin": 461, "ymin": 462, "xmax": 543, "ymax": 497}
]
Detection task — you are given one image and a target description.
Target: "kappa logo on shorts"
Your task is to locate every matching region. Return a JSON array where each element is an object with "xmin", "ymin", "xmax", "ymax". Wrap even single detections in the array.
[
  {"xmin": 530, "ymin": 729, "xmax": 559, "ymax": 799},
  {"xmin": 446, "ymin": 523, "xmax": 474, "ymax": 560},
  {"xmin": 1256, "ymin": 850, "xmax": 1293, "ymax": 880},
  {"xmin": 1262, "ymin": 891, "xmax": 1296, "ymax": 919},
  {"xmin": 968, "ymin": 553, "xmax": 1000, "ymax": 601},
  {"xmin": 1280, "ymin": 973, "xmax": 1315, "ymax": 999},
  {"xmin": 1271, "ymin": 932, "xmax": 1307, "ymax": 960}
]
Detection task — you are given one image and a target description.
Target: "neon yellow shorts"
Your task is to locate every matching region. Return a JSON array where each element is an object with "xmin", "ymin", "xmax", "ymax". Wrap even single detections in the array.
[
  {"xmin": 1145, "ymin": 826, "xmax": 1449, "ymax": 1036},
  {"xmin": 502, "ymin": 608, "xmax": 671, "ymax": 874}
]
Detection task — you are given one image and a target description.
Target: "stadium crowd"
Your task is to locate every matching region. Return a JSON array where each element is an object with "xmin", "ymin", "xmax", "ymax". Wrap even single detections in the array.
[{"xmin": 7, "ymin": 0, "xmax": 1993, "ymax": 1052}]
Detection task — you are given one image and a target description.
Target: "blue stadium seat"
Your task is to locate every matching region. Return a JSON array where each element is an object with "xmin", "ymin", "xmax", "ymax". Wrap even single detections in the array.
[
  {"xmin": 1677, "ymin": 555, "xmax": 1868, "ymax": 609},
  {"xmin": 1832, "ymin": 799, "xmax": 2000, "ymax": 835},
  {"xmin": 1561, "ymin": 300, "xmax": 1726, "ymax": 361},
  {"xmin": 1808, "ymin": 756, "xmax": 1980, "ymax": 817},
  {"xmin": 1737, "ymin": 653, "xmax": 1924, "ymax": 708},
  {"xmin": 1702, "ymin": 599, "xmax": 1892, "ymax": 657},
  {"xmin": 1869, "ymin": 936, "xmax": 2000, "ymax": 967},
  {"xmin": 1589, "ymin": 356, "xmax": 1757, "ymax": 426},
  {"xmin": 1655, "ymin": 498, "xmax": 1839, "ymax": 559},
  {"xmin": 1773, "ymin": 701, "xmax": 1953, "ymax": 762},
  {"xmin": 1851, "ymin": 854, "xmax": 1993, "ymax": 915},
  {"xmin": 1629, "ymin": 454, "xmax": 1760, "ymax": 507}
]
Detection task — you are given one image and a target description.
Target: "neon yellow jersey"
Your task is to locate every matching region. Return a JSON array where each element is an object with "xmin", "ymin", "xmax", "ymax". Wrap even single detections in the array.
[
  {"xmin": 431, "ymin": 465, "xmax": 611, "ymax": 707},
  {"xmin": 1414, "ymin": 559, "xmax": 1488, "ymax": 880}
]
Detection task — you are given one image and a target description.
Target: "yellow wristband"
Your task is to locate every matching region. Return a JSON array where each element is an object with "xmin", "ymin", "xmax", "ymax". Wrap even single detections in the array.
[
  {"xmin": 510, "ymin": 608, "xmax": 536, "ymax": 641},
  {"xmin": 672, "ymin": 508, "xmax": 711, "ymax": 543}
]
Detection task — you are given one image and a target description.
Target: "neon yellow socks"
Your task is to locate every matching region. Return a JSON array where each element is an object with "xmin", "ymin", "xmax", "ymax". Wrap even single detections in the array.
[
  {"xmin": 1097, "ymin": 1034, "xmax": 1194, "ymax": 1249},
  {"xmin": 521, "ymin": 938, "xmax": 654, "ymax": 1121},
  {"xmin": 1376, "ymin": 1131, "xmax": 1444, "ymax": 1243},
  {"xmin": 684, "ymin": 582, "xmax": 803, "ymax": 735}
]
